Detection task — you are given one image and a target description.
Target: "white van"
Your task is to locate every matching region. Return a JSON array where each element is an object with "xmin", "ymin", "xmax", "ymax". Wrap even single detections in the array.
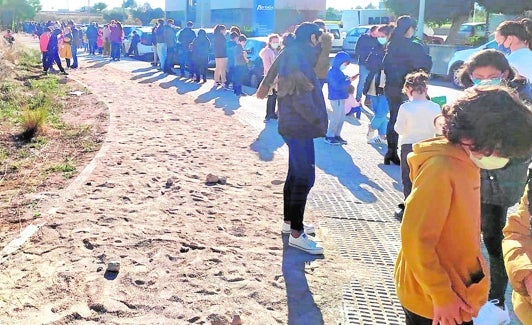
[{"xmin": 325, "ymin": 24, "xmax": 344, "ymax": 52}]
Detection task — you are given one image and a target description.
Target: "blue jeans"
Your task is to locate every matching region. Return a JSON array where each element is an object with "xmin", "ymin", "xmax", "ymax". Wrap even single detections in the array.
[
  {"xmin": 233, "ymin": 65, "xmax": 246, "ymax": 95},
  {"xmin": 88, "ymin": 38, "xmax": 97, "ymax": 54},
  {"xmin": 111, "ymin": 42, "xmax": 121, "ymax": 60},
  {"xmin": 356, "ymin": 64, "xmax": 370, "ymax": 101},
  {"xmin": 369, "ymin": 95, "xmax": 389, "ymax": 135},
  {"xmin": 283, "ymin": 137, "xmax": 316, "ymax": 232},
  {"xmin": 71, "ymin": 45, "xmax": 78, "ymax": 68}
]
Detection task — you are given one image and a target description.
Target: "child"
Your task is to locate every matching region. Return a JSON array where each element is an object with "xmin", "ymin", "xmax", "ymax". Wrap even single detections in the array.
[
  {"xmin": 394, "ymin": 70, "xmax": 441, "ymax": 219},
  {"xmin": 502, "ymin": 168, "xmax": 532, "ymax": 325},
  {"xmin": 232, "ymin": 35, "xmax": 248, "ymax": 97},
  {"xmin": 344, "ymin": 84, "xmax": 362, "ymax": 119},
  {"xmin": 395, "ymin": 86, "xmax": 532, "ymax": 325},
  {"xmin": 325, "ymin": 51, "xmax": 358, "ymax": 145},
  {"xmin": 365, "ymin": 69, "xmax": 389, "ymax": 145},
  {"xmin": 3, "ymin": 29, "xmax": 14, "ymax": 46}
]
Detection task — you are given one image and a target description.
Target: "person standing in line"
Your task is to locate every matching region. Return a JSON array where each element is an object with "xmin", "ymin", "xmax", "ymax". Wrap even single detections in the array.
[
  {"xmin": 126, "ymin": 30, "xmax": 140, "ymax": 57},
  {"xmin": 354, "ymin": 25, "xmax": 379, "ymax": 104},
  {"xmin": 154, "ymin": 19, "xmax": 167, "ymax": 70},
  {"xmin": 67, "ymin": 21, "xmax": 80, "ymax": 68},
  {"xmin": 383, "ymin": 15, "xmax": 432, "ymax": 166},
  {"xmin": 178, "ymin": 21, "xmax": 196, "ymax": 78},
  {"xmin": 108, "ymin": 20, "xmax": 122, "ymax": 61},
  {"xmin": 163, "ymin": 19, "xmax": 178, "ymax": 74},
  {"xmin": 85, "ymin": 22, "xmax": 98, "ymax": 55},
  {"xmin": 393, "ymin": 71, "xmax": 441, "ymax": 221},
  {"xmin": 59, "ymin": 26, "xmax": 73, "ymax": 68},
  {"xmin": 312, "ymin": 19, "xmax": 332, "ymax": 89},
  {"xmin": 495, "ymin": 18, "xmax": 532, "ymax": 81},
  {"xmin": 502, "ymin": 170, "xmax": 532, "ymax": 325},
  {"xmin": 232, "ymin": 35, "xmax": 248, "ymax": 97},
  {"xmin": 395, "ymin": 86, "xmax": 532, "ymax": 325},
  {"xmin": 259, "ymin": 33, "xmax": 281, "ymax": 122},
  {"xmin": 324, "ymin": 51, "xmax": 358, "ymax": 145},
  {"xmin": 213, "ymin": 24, "xmax": 228, "ymax": 88},
  {"xmin": 102, "ymin": 24, "xmax": 111, "ymax": 57},
  {"xmin": 277, "ymin": 22, "xmax": 329, "ymax": 254},
  {"xmin": 39, "ymin": 27, "xmax": 52, "ymax": 74},
  {"xmin": 46, "ymin": 27, "xmax": 68, "ymax": 75},
  {"xmin": 454, "ymin": 49, "xmax": 532, "ymax": 325},
  {"xmin": 190, "ymin": 29, "xmax": 211, "ymax": 83},
  {"xmin": 151, "ymin": 23, "xmax": 159, "ymax": 67}
]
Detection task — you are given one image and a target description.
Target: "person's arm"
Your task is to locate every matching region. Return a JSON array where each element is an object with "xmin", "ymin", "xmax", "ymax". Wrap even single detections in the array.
[
  {"xmin": 410, "ymin": 42, "xmax": 433, "ymax": 73},
  {"xmin": 502, "ymin": 190, "xmax": 532, "ymax": 297},
  {"xmin": 256, "ymin": 50, "xmax": 284, "ymax": 99},
  {"xmin": 394, "ymin": 103, "xmax": 408, "ymax": 135}
]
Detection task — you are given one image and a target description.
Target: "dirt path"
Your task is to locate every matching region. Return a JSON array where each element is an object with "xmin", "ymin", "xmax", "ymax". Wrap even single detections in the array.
[{"xmin": 0, "ymin": 48, "xmax": 345, "ymax": 324}]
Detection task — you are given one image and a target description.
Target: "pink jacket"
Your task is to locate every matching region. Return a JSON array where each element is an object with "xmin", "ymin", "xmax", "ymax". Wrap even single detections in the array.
[
  {"xmin": 39, "ymin": 32, "xmax": 51, "ymax": 52},
  {"xmin": 259, "ymin": 46, "xmax": 279, "ymax": 75}
]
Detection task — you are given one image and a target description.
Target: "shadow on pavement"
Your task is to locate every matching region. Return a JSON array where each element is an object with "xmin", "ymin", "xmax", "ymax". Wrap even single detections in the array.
[
  {"xmin": 378, "ymin": 163, "xmax": 402, "ymax": 193},
  {"xmin": 159, "ymin": 77, "xmax": 202, "ymax": 94},
  {"xmin": 281, "ymin": 235, "xmax": 324, "ymax": 325},
  {"xmin": 250, "ymin": 121, "xmax": 285, "ymax": 161},
  {"xmin": 194, "ymin": 88, "xmax": 242, "ymax": 115},
  {"xmin": 131, "ymin": 70, "xmax": 159, "ymax": 80},
  {"xmin": 315, "ymin": 140, "xmax": 381, "ymax": 203}
]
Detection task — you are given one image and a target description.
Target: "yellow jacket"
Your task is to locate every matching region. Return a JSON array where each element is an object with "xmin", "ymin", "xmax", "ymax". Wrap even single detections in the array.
[
  {"xmin": 395, "ymin": 137, "xmax": 489, "ymax": 321},
  {"xmin": 502, "ymin": 190, "xmax": 532, "ymax": 324}
]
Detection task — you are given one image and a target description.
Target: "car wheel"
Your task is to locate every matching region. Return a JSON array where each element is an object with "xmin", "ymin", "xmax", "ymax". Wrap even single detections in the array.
[{"xmin": 449, "ymin": 62, "xmax": 464, "ymax": 89}]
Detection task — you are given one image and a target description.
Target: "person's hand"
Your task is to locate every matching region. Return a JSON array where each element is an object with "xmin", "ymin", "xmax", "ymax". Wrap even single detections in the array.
[
  {"xmin": 525, "ymin": 272, "xmax": 532, "ymax": 296},
  {"xmin": 432, "ymin": 295, "xmax": 473, "ymax": 325},
  {"xmin": 350, "ymin": 73, "xmax": 359, "ymax": 81},
  {"xmin": 256, "ymin": 85, "xmax": 269, "ymax": 99}
]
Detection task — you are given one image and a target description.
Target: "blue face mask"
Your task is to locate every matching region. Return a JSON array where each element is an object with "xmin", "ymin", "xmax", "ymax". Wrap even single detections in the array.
[
  {"xmin": 472, "ymin": 78, "xmax": 502, "ymax": 86},
  {"xmin": 377, "ymin": 37, "xmax": 387, "ymax": 45},
  {"xmin": 498, "ymin": 44, "xmax": 511, "ymax": 54}
]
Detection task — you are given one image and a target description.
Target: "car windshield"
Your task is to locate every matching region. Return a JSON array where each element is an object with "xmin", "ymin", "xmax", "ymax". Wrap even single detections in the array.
[{"xmin": 459, "ymin": 25, "xmax": 473, "ymax": 32}]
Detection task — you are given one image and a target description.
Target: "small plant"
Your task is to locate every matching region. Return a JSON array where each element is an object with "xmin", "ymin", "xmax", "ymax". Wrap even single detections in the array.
[
  {"xmin": 19, "ymin": 108, "xmax": 48, "ymax": 141},
  {"xmin": 46, "ymin": 159, "xmax": 76, "ymax": 173}
]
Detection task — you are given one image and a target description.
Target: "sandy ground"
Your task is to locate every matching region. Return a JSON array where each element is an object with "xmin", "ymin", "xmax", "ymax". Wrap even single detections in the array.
[{"xmin": 0, "ymin": 37, "xmax": 347, "ymax": 324}]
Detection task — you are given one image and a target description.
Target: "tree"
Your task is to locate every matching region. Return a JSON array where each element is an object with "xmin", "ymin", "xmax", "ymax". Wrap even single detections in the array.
[
  {"xmin": 122, "ymin": 0, "xmax": 137, "ymax": 9},
  {"xmin": 384, "ymin": 0, "xmax": 475, "ymax": 43},
  {"xmin": 93, "ymin": 2, "xmax": 108, "ymax": 13},
  {"xmin": 103, "ymin": 8, "xmax": 128, "ymax": 22},
  {"xmin": 130, "ymin": 3, "xmax": 164, "ymax": 26},
  {"xmin": 0, "ymin": 0, "xmax": 40, "ymax": 28},
  {"xmin": 325, "ymin": 7, "xmax": 341, "ymax": 21},
  {"xmin": 477, "ymin": 0, "xmax": 532, "ymax": 15}
]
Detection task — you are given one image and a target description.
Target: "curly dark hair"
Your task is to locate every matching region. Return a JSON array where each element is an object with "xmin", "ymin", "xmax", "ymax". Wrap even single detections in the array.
[
  {"xmin": 442, "ymin": 86, "xmax": 532, "ymax": 158},
  {"xmin": 455, "ymin": 49, "xmax": 517, "ymax": 88},
  {"xmin": 403, "ymin": 70, "xmax": 429, "ymax": 95}
]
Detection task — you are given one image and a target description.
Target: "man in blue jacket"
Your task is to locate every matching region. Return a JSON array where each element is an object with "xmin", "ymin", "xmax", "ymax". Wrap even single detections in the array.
[{"xmin": 277, "ymin": 22, "xmax": 329, "ymax": 255}]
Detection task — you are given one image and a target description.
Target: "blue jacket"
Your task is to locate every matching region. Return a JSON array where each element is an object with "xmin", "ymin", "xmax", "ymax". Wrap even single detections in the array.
[
  {"xmin": 327, "ymin": 51, "xmax": 351, "ymax": 100},
  {"xmin": 383, "ymin": 36, "xmax": 432, "ymax": 88},
  {"xmin": 277, "ymin": 42, "xmax": 328, "ymax": 139}
]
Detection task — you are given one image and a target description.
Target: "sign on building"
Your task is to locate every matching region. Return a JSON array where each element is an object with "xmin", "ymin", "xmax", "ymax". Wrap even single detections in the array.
[{"xmin": 253, "ymin": 0, "xmax": 275, "ymax": 36}]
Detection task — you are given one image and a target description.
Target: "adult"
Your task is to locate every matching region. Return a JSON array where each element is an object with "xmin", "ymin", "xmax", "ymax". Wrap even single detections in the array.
[
  {"xmin": 154, "ymin": 19, "xmax": 169, "ymax": 71},
  {"xmin": 39, "ymin": 27, "xmax": 52, "ymax": 73},
  {"xmin": 163, "ymin": 19, "xmax": 178, "ymax": 74},
  {"xmin": 85, "ymin": 22, "xmax": 98, "ymax": 55},
  {"xmin": 259, "ymin": 33, "xmax": 281, "ymax": 122},
  {"xmin": 190, "ymin": 29, "xmax": 211, "ymax": 83},
  {"xmin": 277, "ymin": 22, "xmax": 328, "ymax": 254},
  {"xmin": 126, "ymin": 31, "xmax": 140, "ymax": 57},
  {"xmin": 151, "ymin": 23, "xmax": 159, "ymax": 67},
  {"xmin": 232, "ymin": 35, "xmax": 248, "ymax": 97},
  {"xmin": 455, "ymin": 49, "xmax": 532, "ymax": 325},
  {"xmin": 495, "ymin": 18, "xmax": 532, "ymax": 81},
  {"xmin": 213, "ymin": 24, "xmax": 228, "ymax": 88},
  {"xmin": 312, "ymin": 19, "xmax": 332, "ymax": 88},
  {"xmin": 382, "ymin": 15, "xmax": 432, "ymax": 166},
  {"xmin": 178, "ymin": 21, "xmax": 196, "ymax": 78},
  {"xmin": 67, "ymin": 21, "xmax": 79, "ymax": 68},
  {"xmin": 109, "ymin": 21, "xmax": 123, "ymax": 61},
  {"xmin": 46, "ymin": 27, "xmax": 68, "ymax": 75},
  {"xmin": 226, "ymin": 32, "xmax": 239, "ymax": 89},
  {"xmin": 355, "ymin": 25, "xmax": 379, "ymax": 103}
]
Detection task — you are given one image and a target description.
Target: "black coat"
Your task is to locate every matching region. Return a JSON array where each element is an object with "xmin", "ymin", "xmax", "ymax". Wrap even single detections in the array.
[{"xmin": 383, "ymin": 37, "xmax": 432, "ymax": 88}]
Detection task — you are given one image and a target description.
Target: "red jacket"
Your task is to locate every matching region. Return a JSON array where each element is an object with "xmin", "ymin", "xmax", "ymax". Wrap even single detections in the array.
[{"xmin": 39, "ymin": 32, "xmax": 51, "ymax": 52}]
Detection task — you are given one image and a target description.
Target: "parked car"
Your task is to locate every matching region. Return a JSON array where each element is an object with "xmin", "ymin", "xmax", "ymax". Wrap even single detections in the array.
[
  {"xmin": 342, "ymin": 25, "xmax": 375, "ymax": 56},
  {"xmin": 243, "ymin": 37, "xmax": 268, "ymax": 88},
  {"xmin": 325, "ymin": 23, "xmax": 344, "ymax": 52},
  {"xmin": 446, "ymin": 38, "xmax": 508, "ymax": 87},
  {"xmin": 455, "ymin": 22, "xmax": 487, "ymax": 45},
  {"xmin": 122, "ymin": 26, "xmax": 155, "ymax": 60}
]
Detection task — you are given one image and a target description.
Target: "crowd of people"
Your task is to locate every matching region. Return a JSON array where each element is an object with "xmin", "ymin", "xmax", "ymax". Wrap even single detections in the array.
[{"xmin": 8, "ymin": 14, "xmax": 532, "ymax": 325}]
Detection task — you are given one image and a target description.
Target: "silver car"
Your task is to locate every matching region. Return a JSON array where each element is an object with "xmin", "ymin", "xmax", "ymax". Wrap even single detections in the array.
[{"xmin": 342, "ymin": 25, "xmax": 374, "ymax": 56}]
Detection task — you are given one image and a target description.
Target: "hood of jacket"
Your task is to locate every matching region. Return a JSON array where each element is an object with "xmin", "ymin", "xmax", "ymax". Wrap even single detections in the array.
[
  {"xmin": 409, "ymin": 137, "xmax": 474, "ymax": 176},
  {"xmin": 331, "ymin": 51, "xmax": 350, "ymax": 69}
]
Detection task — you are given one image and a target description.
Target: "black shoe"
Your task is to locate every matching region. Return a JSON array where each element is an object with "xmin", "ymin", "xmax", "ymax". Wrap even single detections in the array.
[
  {"xmin": 60, "ymin": 71, "xmax": 69, "ymax": 75},
  {"xmin": 335, "ymin": 136, "xmax": 347, "ymax": 145},
  {"xmin": 394, "ymin": 203, "xmax": 405, "ymax": 221},
  {"xmin": 384, "ymin": 152, "xmax": 400, "ymax": 165}
]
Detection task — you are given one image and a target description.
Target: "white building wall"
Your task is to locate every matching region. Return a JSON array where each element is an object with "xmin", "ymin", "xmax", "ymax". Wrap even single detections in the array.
[
  {"xmin": 276, "ymin": 0, "xmax": 325, "ymax": 10},
  {"xmin": 165, "ymin": 0, "xmax": 187, "ymax": 11}
]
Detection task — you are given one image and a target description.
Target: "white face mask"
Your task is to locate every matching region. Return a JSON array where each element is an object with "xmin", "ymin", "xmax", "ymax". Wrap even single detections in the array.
[
  {"xmin": 377, "ymin": 37, "xmax": 387, "ymax": 45},
  {"xmin": 270, "ymin": 42, "xmax": 279, "ymax": 49},
  {"xmin": 340, "ymin": 63, "xmax": 348, "ymax": 71},
  {"xmin": 469, "ymin": 153, "xmax": 509, "ymax": 170}
]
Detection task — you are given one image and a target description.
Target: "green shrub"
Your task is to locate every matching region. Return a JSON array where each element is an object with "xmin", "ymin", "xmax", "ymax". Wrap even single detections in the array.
[{"xmin": 19, "ymin": 107, "xmax": 48, "ymax": 141}]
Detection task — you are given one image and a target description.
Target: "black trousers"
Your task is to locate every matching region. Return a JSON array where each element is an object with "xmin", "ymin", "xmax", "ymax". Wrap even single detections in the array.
[
  {"xmin": 266, "ymin": 89, "xmax": 277, "ymax": 119},
  {"xmin": 481, "ymin": 203, "xmax": 509, "ymax": 305},
  {"xmin": 403, "ymin": 307, "xmax": 473, "ymax": 325},
  {"xmin": 384, "ymin": 86, "xmax": 405, "ymax": 152},
  {"xmin": 400, "ymin": 144, "xmax": 413, "ymax": 199}
]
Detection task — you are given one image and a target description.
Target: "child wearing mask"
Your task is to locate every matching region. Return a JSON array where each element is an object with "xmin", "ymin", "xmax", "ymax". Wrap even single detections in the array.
[
  {"xmin": 325, "ymin": 51, "xmax": 358, "ymax": 145},
  {"xmin": 395, "ymin": 86, "xmax": 532, "ymax": 325}
]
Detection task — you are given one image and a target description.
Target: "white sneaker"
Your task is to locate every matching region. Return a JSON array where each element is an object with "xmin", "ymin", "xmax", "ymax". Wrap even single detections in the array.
[
  {"xmin": 367, "ymin": 136, "xmax": 386, "ymax": 144},
  {"xmin": 288, "ymin": 233, "xmax": 324, "ymax": 255},
  {"xmin": 282, "ymin": 222, "xmax": 315, "ymax": 234},
  {"xmin": 473, "ymin": 300, "xmax": 510, "ymax": 325}
]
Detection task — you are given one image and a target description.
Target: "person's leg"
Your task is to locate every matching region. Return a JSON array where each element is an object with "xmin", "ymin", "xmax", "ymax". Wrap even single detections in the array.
[
  {"xmin": 356, "ymin": 64, "xmax": 370, "ymax": 101},
  {"xmin": 266, "ymin": 91, "xmax": 276, "ymax": 119},
  {"xmin": 354, "ymin": 106, "xmax": 361, "ymax": 119},
  {"xmin": 214, "ymin": 58, "xmax": 222, "ymax": 84},
  {"xmin": 384, "ymin": 86, "xmax": 403, "ymax": 165},
  {"xmin": 282, "ymin": 137, "xmax": 315, "ymax": 232},
  {"xmin": 53, "ymin": 54, "xmax": 66, "ymax": 73},
  {"xmin": 481, "ymin": 203, "xmax": 509, "ymax": 306},
  {"xmin": 220, "ymin": 58, "xmax": 228, "ymax": 85},
  {"xmin": 326, "ymin": 100, "xmax": 344, "ymax": 138},
  {"xmin": 71, "ymin": 45, "xmax": 78, "ymax": 68},
  {"xmin": 65, "ymin": 58, "xmax": 70, "ymax": 68},
  {"xmin": 400, "ymin": 144, "xmax": 413, "ymax": 199},
  {"xmin": 42, "ymin": 52, "xmax": 49, "ymax": 71},
  {"xmin": 157, "ymin": 43, "xmax": 167, "ymax": 70},
  {"xmin": 152, "ymin": 44, "xmax": 158, "ymax": 65}
]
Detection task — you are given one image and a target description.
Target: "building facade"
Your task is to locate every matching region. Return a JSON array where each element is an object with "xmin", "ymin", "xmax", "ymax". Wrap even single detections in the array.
[{"xmin": 165, "ymin": 0, "xmax": 326, "ymax": 36}]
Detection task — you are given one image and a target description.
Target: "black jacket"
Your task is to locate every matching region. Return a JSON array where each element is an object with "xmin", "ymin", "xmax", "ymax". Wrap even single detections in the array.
[
  {"xmin": 213, "ymin": 33, "xmax": 227, "ymax": 58},
  {"xmin": 354, "ymin": 34, "xmax": 379, "ymax": 65},
  {"xmin": 383, "ymin": 37, "xmax": 432, "ymax": 88}
]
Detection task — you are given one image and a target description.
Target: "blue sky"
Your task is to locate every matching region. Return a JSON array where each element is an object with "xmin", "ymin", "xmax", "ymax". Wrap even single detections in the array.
[{"xmin": 40, "ymin": 0, "xmax": 379, "ymax": 11}]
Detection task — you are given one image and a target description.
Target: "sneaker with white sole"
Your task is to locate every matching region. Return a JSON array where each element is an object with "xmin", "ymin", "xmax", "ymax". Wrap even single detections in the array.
[
  {"xmin": 288, "ymin": 232, "xmax": 324, "ymax": 255},
  {"xmin": 473, "ymin": 300, "xmax": 510, "ymax": 325},
  {"xmin": 367, "ymin": 136, "xmax": 386, "ymax": 144},
  {"xmin": 282, "ymin": 222, "xmax": 315, "ymax": 234}
]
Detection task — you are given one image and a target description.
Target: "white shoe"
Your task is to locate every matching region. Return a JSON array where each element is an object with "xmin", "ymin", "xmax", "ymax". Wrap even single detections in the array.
[
  {"xmin": 282, "ymin": 222, "xmax": 315, "ymax": 234},
  {"xmin": 473, "ymin": 300, "xmax": 510, "ymax": 325},
  {"xmin": 288, "ymin": 233, "xmax": 324, "ymax": 255},
  {"xmin": 367, "ymin": 136, "xmax": 386, "ymax": 144}
]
